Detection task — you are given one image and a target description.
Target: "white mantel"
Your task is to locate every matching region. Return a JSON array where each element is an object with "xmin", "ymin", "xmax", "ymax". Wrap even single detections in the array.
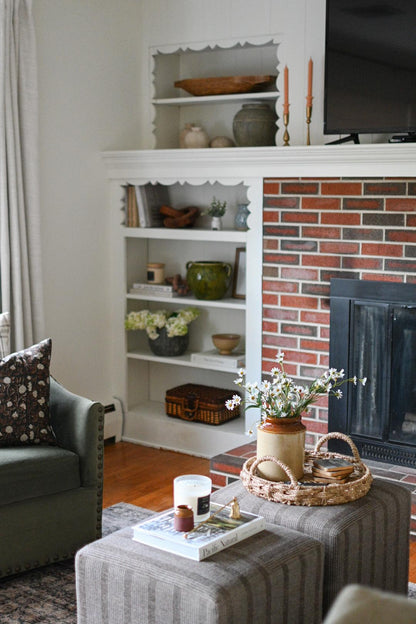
[{"xmin": 102, "ymin": 144, "xmax": 416, "ymax": 181}]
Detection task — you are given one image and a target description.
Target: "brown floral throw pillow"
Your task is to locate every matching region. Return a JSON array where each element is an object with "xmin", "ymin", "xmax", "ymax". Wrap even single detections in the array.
[{"xmin": 0, "ymin": 338, "xmax": 56, "ymax": 446}]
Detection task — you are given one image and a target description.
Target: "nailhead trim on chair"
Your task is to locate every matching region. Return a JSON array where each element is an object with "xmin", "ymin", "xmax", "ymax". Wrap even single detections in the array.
[{"xmin": 95, "ymin": 405, "xmax": 105, "ymax": 539}]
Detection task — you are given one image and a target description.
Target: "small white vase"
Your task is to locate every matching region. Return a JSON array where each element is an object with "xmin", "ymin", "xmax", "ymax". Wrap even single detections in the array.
[
  {"xmin": 183, "ymin": 126, "xmax": 210, "ymax": 149},
  {"xmin": 211, "ymin": 216, "xmax": 222, "ymax": 230},
  {"xmin": 179, "ymin": 123, "xmax": 195, "ymax": 148}
]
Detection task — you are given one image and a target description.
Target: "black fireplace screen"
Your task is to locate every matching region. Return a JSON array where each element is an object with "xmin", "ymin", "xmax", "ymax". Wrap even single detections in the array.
[{"xmin": 329, "ymin": 278, "xmax": 416, "ymax": 467}]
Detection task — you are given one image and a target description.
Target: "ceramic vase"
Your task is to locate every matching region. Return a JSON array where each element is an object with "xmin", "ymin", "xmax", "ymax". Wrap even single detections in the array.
[
  {"xmin": 256, "ymin": 416, "xmax": 306, "ymax": 481},
  {"xmin": 179, "ymin": 123, "xmax": 195, "ymax": 148},
  {"xmin": 148, "ymin": 327, "xmax": 189, "ymax": 357},
  {"xmin": 233, "ymin": 102, "xmax": 278, "ymax": 147},
  {"xmin": 186, "ymin": 260, "xmax": 232, "ymax": 300},
  {"xmin": 234, "ymin": 203, "xmax": 250, "ymax": 231},
  {"xmin": 183, "ymin": 126, "xmax": 209, "ymax": 149}
]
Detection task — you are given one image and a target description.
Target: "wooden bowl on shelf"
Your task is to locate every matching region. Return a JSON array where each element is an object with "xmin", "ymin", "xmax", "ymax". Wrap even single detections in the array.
[
  {"xmin": 212, "ymin": 333, "xmax": 241, "ymax": 355},
  {"xmin": 174, "ymin": 75, "xmax": 276, "ymax": 97}
]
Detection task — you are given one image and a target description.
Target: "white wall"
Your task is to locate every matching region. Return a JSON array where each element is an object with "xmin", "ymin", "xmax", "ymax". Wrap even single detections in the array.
[
  {"xmin": 34, "ymin": 0, "xmax": 141, "ymax": 401},
  {"xmin": 32, "ymin": 0, "xmax": 362, "ymax": 403}
]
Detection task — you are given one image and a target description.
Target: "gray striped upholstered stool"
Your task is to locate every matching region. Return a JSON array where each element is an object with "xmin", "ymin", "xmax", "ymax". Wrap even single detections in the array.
[
  {"xmin": 212, "ymin": 478, "xmax": 411, "ymax": 615},
  {"xmin": 75, "ymin": 519, "xmax": 324, "ymax": 624}
]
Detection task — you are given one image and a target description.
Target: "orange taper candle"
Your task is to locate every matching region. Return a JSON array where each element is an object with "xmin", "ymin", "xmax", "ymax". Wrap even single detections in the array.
[
  {"xmin": 306, "ymin": 58, "xmax": 313, "ymax": 107},
  {"xmin": 283, "ymin": 65, "xmax": 289, "ymax": 115}
]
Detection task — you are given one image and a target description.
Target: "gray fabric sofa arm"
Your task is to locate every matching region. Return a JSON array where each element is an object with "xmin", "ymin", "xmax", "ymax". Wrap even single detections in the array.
[{"xmin": 49, "ymin": 377, "xmax": 105, "ymax": 489}]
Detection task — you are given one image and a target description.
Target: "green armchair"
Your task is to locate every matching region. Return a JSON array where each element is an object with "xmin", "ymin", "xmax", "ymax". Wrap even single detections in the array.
[{"xmin": 0, "ymin": 377, "xmax": 104, "ymax": 578}]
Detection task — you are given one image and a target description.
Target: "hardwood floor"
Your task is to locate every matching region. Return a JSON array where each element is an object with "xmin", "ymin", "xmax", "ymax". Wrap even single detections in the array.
[
  {"xmin": 103, "ymin": 441, "xmax": 416, "ymax": 583},
  {"xmin": 103, "ymin": 440, "xmax": 210, "ymax": 512}
]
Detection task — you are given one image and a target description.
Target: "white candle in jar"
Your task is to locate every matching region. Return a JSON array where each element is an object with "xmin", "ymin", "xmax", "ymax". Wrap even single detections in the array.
[{"xmin": 173, "ymin": 474, "xmax": 212, "ymax": 522}]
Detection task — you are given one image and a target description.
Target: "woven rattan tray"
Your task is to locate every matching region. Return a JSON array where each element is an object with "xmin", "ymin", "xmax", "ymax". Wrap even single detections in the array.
[{"xmin": 240, "ymin": 432, "xmax": 373, "ymax": 506}]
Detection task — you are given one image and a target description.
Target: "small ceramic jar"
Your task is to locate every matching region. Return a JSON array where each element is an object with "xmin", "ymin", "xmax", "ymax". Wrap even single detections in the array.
[
  {"xmin": 173, "ymin": 505, "xmax": 194, "ymax": 532},
  {"xmin": 183, "ymin": 126, "xmax": 210, "ymax": 149},
  {"xmin": 179, "ymin": 123, "xmax": 195, "ymax": 148}
]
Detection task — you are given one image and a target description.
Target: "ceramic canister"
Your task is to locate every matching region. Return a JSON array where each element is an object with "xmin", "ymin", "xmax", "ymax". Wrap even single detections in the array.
[
  {"xmin": 233, "ymin": 102, "xmax": 278, "ymax": 147},
  {"xmin": 186, "ymin": 260, "xmax": 232, "ymax": 300},
  {"xmin": 256, "ymin": 416, "xmax": 306, "ymax": 481},
  {"xmin": 173, "ymin": 505, "xmax": 194, "ymax": 532}
]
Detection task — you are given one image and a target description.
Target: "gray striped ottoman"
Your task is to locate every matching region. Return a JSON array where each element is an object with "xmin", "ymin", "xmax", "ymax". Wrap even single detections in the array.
[
  {"xmin": 75, "ymin": 519, "xmax": 324, "ymax": 624},
  {"xmin": 212, "ymin": 478, "xmax": 411, "ymax": 615}
]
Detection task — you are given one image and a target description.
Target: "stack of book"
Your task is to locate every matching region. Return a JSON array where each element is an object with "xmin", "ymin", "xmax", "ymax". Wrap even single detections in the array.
[
  {"xmin": 129, "ymin": 283, "xmax": 177, "ymax": 297},
  {"xmin": 312, "ymin": 458, "xmax": 354, "ymax": 484},
  {"xmin": 190, "ymin": 349, "xmax": 245, "ymax": 369}
]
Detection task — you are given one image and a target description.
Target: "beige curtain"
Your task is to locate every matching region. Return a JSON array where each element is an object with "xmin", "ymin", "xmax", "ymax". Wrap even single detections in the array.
[{"xmin": 0, "ymin": 0, "xmax": 45, "ymax": 351}]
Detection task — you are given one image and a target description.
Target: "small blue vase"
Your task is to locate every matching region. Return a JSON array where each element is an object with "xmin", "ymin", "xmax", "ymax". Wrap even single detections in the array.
[{"xmin": 234, "ymin": 203, "xmax": 250, "ymax": 231}]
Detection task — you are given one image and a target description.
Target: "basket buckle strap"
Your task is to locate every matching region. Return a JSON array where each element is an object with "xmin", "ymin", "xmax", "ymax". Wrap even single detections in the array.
[{"xmin": 181, "ymin": 392, "xmax": 199, "ymax": 421}]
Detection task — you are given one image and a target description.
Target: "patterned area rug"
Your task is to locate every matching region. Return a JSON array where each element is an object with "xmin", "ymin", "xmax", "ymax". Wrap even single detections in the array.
[
  {"xmin": 0, "ymin": 503, "xmax": 151, "ymax": 624},
  {"xmin": 0, "ymin": 502, "xmax": 415, "ymax": 623}
]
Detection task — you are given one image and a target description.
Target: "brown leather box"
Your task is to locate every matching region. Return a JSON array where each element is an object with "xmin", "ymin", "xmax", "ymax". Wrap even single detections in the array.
[{"xmin": 165, "ymin": 383, "xmax": 240, "ymax": 425}]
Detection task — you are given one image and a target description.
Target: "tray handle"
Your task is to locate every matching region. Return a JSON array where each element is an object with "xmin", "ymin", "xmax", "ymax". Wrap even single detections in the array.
[
  {"xmin": 249, "ymin": 455, "xmax": 300, "ymax": 488},
  {"xmin": 314, "ymin": 431, "xmax": 362, "ymax": 463}
]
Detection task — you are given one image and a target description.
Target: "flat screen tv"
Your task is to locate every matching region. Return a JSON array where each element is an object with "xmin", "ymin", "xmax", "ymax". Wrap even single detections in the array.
[{"xmin": 324, "ymin": 0, "xmax": 416, "ymax": 142}]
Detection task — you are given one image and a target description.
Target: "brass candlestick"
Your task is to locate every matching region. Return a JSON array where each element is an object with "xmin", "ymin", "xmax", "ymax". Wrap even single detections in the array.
[
  {"xmin": 283, "ymin": 112, "xmax": 290, "ymax": 146},
  {"xmin": 306, "ymin": 104, "xmax": 312, "ymax": 145}
]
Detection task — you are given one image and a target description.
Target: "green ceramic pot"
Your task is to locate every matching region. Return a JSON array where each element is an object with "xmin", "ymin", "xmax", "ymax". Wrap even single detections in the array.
[{"xmin": 186, "ymin": 260, "xmax": 232, "ymax": 300}]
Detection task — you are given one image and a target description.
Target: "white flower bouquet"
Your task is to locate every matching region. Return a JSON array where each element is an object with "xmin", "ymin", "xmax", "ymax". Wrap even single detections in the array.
[
  {"xmin": 125, "ymin": 308, "xmax": 200, "ymax": 340},
  {"xmin": 226, "ymin": 351, "xmax": 367, "ymax": 421}
]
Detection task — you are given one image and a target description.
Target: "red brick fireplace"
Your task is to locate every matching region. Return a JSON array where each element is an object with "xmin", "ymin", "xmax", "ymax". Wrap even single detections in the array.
[
  {"xmin": 262, "ymin": 176, "xmax": 416, "ymax": 448},
  {"xmin": 211, "ymin": 175, "xmax": 416, "ymax": 534}
]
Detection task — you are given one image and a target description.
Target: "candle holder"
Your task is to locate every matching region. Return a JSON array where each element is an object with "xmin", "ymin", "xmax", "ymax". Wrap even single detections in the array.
[
  {"xmin": 306, "ymin": 104, "xmax": 313, "ymax": 146},
  {"xmin": 173, "ymin": 474, "xmax": 212, "ymax": 522},
  {"xmin": 283, "ymin": 112, "xmax": 290, "ymax": 147}
]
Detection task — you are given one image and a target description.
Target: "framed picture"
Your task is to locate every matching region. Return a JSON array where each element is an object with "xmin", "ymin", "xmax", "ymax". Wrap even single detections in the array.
[{"xmin": 232, "ymin": 247, "xmax": 246, "ymax": 299}]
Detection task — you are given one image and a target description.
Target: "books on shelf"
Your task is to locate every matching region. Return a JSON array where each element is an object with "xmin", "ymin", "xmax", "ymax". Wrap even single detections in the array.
[
  {"xmin": 129, "ymin": 283, "xmax": 178, "ymax": 297},
  {"xmin": 132, "ymin": 502, "xmax": 265, "ymax": 561},
  {"xmin": 124, "ymin": 184, "xmax": 139, "ymax": 227},
  {"xmin": 191, "ymin": 349, "xmax": 245, "ymax": 369},
  {"xmin": 135, "ymin": 183, "xmax": 170, "ymax": 228}
]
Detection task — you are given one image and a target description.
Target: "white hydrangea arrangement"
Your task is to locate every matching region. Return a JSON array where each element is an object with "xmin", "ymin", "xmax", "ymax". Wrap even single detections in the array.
[
  {"xmin": 226, "ymin": 351, "xmax": 367, "ymax": 421},
  {"xmin": 125, "ymin": 308, "xmax": 200, "ymax": 340}
]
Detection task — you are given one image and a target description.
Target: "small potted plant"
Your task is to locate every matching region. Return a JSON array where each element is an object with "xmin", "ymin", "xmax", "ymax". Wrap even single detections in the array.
[
  {"xmin": 125, "ymin": 308, "xmax": 200, "ymax": 357},
  {"xmin": 205, "ymin": 196, "xmax": 227, "ymax": 230}
]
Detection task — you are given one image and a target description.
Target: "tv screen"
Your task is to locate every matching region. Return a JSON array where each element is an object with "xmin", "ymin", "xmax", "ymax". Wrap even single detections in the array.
[{"xmin": 324, "ymin": 0, "xmax": 416, "ymax": 138}]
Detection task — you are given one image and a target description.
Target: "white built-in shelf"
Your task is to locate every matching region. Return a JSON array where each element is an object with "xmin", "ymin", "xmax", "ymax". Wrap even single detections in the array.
[
  {"xmin": 125, "ymin": 401, "xmax": 248, "ymax": 457},
  {"xmin": 150, "ymin": 36, "xmax": 280, "ymax": 149},
  {"xmin": 123, "ymin": 227, "xmax": 247, "ymax": 243},
  {"xmin": 126, "ymin": 293, "xmax": 246, "ymax": 310},
  {"xmin": 153, "ymin": 91, "xmax": 278, "ymax": 106},
  {"xmin": 126, "ymin": 349, "xmax": 242, "ymax": 374}
]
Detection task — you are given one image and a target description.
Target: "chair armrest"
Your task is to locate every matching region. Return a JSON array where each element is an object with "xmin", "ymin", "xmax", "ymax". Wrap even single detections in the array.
[{"xmin": 49, "ymin": 377, "xmax": 104, "ymax": 488}]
